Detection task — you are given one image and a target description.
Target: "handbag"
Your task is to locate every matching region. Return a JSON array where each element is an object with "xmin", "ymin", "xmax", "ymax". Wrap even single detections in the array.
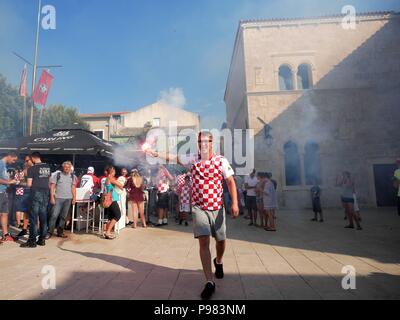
[{"xmin": 100, "ymin": 190, "xmax": 113, "ymax": 208}]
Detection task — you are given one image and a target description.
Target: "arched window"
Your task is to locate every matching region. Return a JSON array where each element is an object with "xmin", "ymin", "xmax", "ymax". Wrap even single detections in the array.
[
  {"xmin": 284, "ymin": 141, "xmax": 301, "ymax": 186},
  {"xmin": 304, "ymin": 142, "xmax": 322, "ymax": 185},
  {"xmin": 297, "ymin": 63, "xmax": 312, "ymax": 90},
  {"xmin": 279, "ymin": 65, "xmax": 294, "ymax": 90}
]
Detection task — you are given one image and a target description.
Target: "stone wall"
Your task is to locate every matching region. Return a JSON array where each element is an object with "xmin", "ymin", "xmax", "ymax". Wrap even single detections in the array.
[{"xmin": 225, "ymin": 13, "xmax": 400, "ymax": 208}]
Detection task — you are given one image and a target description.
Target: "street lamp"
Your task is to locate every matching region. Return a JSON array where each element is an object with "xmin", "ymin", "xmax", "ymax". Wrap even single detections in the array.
[
  {"xmin": 257, "ymin": 117, "xmax": 273, "ymax": 147},
  {"xmin": 13, "ymin": 0, "xmax": 62, "ymax": 136},
  {"xmin": 264, "ymin": 124, "xmax": 273, "ymax": 147},
  {"xmin": 30, "ymin": 0, "xmax": 42, "ymax": 136}
]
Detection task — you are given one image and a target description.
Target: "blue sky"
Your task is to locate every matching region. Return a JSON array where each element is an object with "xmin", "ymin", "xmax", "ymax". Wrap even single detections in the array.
[{"xmin": 1, "ymin": 0, "xmax": 399, "ymax": 129}]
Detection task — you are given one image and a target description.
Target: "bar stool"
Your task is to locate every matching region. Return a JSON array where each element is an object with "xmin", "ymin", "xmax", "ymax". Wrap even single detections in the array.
[
  {"xmin": 98, "ymin": 205, "xmax": 120, "ymax": 235},
  {"xmin": 71, "ymin": 188, "xmax": 95, "ymax": 234}
]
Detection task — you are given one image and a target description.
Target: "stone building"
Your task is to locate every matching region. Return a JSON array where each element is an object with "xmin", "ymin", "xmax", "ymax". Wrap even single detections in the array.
[
  {"xmin": 81, "ymin": 102, "xmax": 200, "ymax": 151},
  {"xmin": 224, "ymin": 11, "xmax": 400, "ymax": 208}
]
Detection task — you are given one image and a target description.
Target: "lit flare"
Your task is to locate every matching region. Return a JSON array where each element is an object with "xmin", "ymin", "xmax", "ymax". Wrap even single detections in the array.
[{"xmin": 142, "ymin": 143, "xmax": 151, "ymax": 152}]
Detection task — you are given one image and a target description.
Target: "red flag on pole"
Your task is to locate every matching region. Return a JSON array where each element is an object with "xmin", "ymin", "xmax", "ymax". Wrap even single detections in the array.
[
  {"xmin": 19, "ymin": 64, "xmax": 27, "ymax": 97},
  {"xmin": 33, "ymin": 69, "xmax": 54, "ymax": 106}
]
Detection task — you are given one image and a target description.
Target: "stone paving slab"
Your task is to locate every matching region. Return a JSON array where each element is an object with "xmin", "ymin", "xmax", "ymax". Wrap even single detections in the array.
[{"xmin": 1, "ymin": 208, "xmax": 399, "ymax": 300}]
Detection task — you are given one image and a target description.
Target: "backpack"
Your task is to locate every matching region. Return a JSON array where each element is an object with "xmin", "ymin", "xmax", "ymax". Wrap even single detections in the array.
[
  {"xmin": 56, "ymin": 171, "xmax": 75, "ymax": 187},
  {"xmin": 100, "ymin": 192, "xmax": 113, "ymax": 209}
]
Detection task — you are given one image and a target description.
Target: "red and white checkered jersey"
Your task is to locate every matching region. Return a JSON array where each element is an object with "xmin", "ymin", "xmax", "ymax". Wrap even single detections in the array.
[
  {"xmin": 157, "ymin": 170, "xmax": 169, "ymax": 193},
  {"xmin": 175, "ymin": 174, "xmax": 188, "ymax": 195},
  {"xmin": 15, "ymin": 171, "xmax": 24, "ymax": 196},
  {"xmin": 181, "ymin": 154, "xmax": 234, "ymax": 211},
  {"xmin": 179, "ymin": 184, "xmax": 191, "ymax": 208}
]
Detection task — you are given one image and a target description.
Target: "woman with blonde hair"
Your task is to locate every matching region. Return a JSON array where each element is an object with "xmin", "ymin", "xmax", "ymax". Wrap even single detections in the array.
[
  {"xmin": 336, "ymin": 171, "xmax": 362, "ymax": 230},
  {"xmin": 126, "ymin": 169, "xmax": 147, "ymax": 228}
]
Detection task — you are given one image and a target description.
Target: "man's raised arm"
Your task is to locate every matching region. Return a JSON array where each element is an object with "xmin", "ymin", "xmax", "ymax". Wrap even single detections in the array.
[{"xmin": 145, "ymin": 149, "xmax": 186, "ymax": 167}]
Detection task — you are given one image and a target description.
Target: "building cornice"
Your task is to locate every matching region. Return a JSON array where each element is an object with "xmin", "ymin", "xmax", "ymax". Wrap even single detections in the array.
[{"xmin": 239, "ymin": 11, "xmax": 399, "ymax": 29}]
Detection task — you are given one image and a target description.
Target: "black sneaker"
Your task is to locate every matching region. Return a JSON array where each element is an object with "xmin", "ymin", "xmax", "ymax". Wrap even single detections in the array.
[
  {"xmin": 36, "ymin": 239, "xmax": 46, "ymax": 246},
  {"xmin": 162, "ymin": 222, "xmax": 168, "ymax": 226},
  {"xmin": 213, "ymin": 258, "xmax": 224, "ymax": 279},
  {"xmin": 57, "ymin": 233, "xmax": 68, "ymax": 238},
  {"xmin": 17, "ymin": 229, "xmax": 28, "ymax": 238},
  {"xmin": 345, "ymin": 225, "xmax": 354, "ymax": 229},
  {"xmin": 179, "ymin": 220, "xmax": 183, "ymax": 225},
  {"xmin": 45, "ymin": 233, "xmax": 52, "ymax": 240},
  {"xmin": 201, "ymin": 281, "xmax": 216, "ymax": 300},
  {"xmin": 185, "ymin": 221, "xmax": 189, "ymax": 226},
  {"xmin": 20, "ymin": 241, "xmax": 37, "ymax": 248},
  {"xmin": 155, "ymin": 223, "xmax": 163, "ymax": 227}
]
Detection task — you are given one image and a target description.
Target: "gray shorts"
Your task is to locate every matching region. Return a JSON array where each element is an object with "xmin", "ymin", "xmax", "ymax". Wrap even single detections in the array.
[
  {"xmin": 0, "ymin": 193, "xmax": 9, "ymax": 214},
  {"xmin": 192, "ymin": 206, "xmax": 226, "ymax": 241}
]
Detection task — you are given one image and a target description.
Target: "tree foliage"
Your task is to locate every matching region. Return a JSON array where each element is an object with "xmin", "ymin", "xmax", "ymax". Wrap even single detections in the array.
[
  {"xmin": 0, "ymin": 73, "xmax": 89, "ymax": 139},
  {"xmin": 0, "ymin": 74, "xmax": 25, "ymax": 139},
  {"xmin": 41, "ymin": 104, "xmax": 90, "ymax": 131}
]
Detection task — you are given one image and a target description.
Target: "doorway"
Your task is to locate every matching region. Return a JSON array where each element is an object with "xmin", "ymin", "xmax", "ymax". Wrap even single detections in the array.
[{"xmin": 373, "ymin": 164, "xmax": 397, "ymax": 207}]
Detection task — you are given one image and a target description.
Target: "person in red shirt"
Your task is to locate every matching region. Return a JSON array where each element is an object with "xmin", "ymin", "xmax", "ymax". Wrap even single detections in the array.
[
  {"xmin": 126, "ymin": 169, "xmax": 147, "ymax": 228},
  {"xmin": 155, "ymin": 165, "xmax": 174, "ymax": 226},
  {"xmin": 146, "ymin": 131, "xmax": 238, "ymax": 300}
]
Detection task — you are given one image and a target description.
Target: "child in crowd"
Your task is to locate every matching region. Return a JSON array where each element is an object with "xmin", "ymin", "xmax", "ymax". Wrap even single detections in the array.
[
  {"xmin": 310, "ymin": 180, "xmax": 323, "ymax": 222},
  {"xmin": 178, "ymin": 174, "xmax": 191, "ymax": 226}
]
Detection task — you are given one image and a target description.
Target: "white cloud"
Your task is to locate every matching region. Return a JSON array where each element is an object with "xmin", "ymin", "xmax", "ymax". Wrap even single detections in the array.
[{"xmin": 157, "ymin": 87, "xmax": 186, "ymax": 109}]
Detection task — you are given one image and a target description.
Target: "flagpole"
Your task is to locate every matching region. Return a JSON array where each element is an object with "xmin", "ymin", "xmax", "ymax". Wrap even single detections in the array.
[
  {"xmin": 29, "ymin": 0, "xmax": 42, "ymax": 136},
  {"xmin": 39, "ymin": 106, "xmax": 44, "ymax": 133},
  {"xmin": 23, "ymin": 96, "xmax": 27, "ymax": 136}
]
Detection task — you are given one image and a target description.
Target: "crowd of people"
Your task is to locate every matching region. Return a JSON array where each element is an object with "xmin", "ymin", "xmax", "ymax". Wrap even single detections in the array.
[
  {"xmin": 241, "ymin": 170, "xmax": 278, "ymax": 231},
  {"xmin": 2, "ymin": 150, "xmax": 399, "ymax": 245},
  {"xmin": 0, "ymin": 151, "xmax": 204, "ymax": 247},
  {"xmin": 1, "ymin": 138, "xmax": 400, "ymax": 299},
  {"xmin": 1, "ymin": 131, "xmax": 239, "ymax": 300},
  {"xmin": 2, "ymin": 152, "xmax": 399, "ymax": 246},
  {"xmin": 239, "ymin": 159, "xmax": 400, "ymax": 231}
]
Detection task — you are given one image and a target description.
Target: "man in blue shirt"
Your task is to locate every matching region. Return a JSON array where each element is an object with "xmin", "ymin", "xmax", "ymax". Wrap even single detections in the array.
[{"xmin": 0, "ymin": 152, "xmax": 18, "ymax": 243}]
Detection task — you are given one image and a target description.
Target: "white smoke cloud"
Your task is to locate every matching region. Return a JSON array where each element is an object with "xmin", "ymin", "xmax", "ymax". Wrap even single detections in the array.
[{"xmin": 157, "ymin": 87, "xmax": 186, "ymax": 109}]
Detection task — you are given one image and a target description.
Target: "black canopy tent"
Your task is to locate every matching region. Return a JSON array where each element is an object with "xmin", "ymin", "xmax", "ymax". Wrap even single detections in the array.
[{"xmin": 0, "ymin": 127, "xmax": 114, "ymax": 174}]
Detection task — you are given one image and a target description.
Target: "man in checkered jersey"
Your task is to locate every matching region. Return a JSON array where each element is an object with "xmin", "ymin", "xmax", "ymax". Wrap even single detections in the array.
[{"xmin": 146, "ymin": 131, "xmax": 239, "ymax": 300}]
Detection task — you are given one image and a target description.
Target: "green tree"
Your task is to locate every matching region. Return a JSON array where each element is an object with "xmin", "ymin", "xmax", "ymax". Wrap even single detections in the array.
[
  {"xmin": 0, "ymin": 74, "xmax": 25, "ymax": 139},
  {"xmin": 41, "ymin": 104, "xmax": 89, "ymax": 132},
  {"xmin": 0, "ymin": 73, "xmax": 89, "ymax": 138}
]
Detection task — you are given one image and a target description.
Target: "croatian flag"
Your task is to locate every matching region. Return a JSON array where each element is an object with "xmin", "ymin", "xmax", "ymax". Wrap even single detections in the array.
[{"xmin": 33, "ymin": 69, "xmax": 54, "ymax": 106}]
